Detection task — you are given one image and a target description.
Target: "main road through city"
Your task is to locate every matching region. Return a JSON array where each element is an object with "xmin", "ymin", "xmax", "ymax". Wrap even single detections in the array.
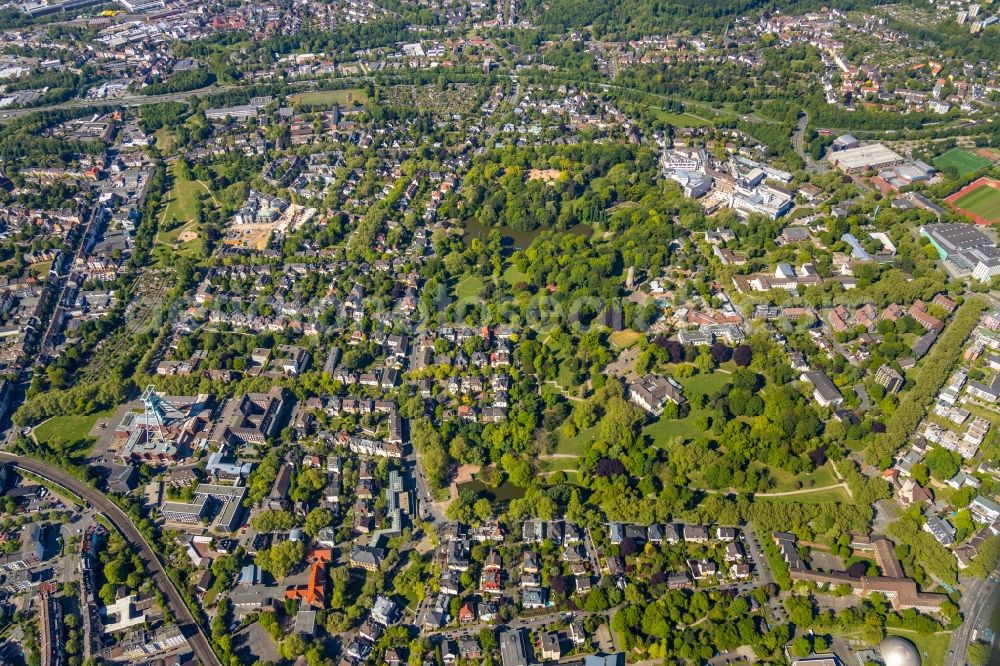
[
  {"xmin": 0, "ymin": 452, "xmax": 222, "ymax": 666},
  {"xmin": 0, "ymin": 76, "xmax": 368, "ymax": 121},
  {"xmin": 946, "ymin": 566, "xmax": 1000, "ymax": 666}
]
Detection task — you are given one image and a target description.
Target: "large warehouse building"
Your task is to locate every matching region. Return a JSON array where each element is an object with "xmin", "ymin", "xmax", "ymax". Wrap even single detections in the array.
[
  {"xmin": 921, "ymin": 223, "xmax": 1000, "ymax": 282},
  {"xmin": 827, "ymin": 142, "xmax": 905, "ymax": 174}
]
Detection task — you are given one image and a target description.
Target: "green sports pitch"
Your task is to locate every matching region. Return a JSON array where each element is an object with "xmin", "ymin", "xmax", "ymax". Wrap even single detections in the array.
[
  {"xmin": 933, "ymin": 148, "xmax": 992, "ymax": 177},
  {"xmin": 953, "ymin": 183, "xmax": 1000, "ymax": 224}
]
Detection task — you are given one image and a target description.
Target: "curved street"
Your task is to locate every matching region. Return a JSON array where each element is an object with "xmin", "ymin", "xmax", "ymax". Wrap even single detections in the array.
[
  {"xmin": 792, "ymin": 111, "xmax": 828, "ymax": 174},
  {"xmin": 946, "ymin": 568, "xmax": 999, "ymax": 666},
  {"xmin": 0, "ymin": 452, "xmax": 222, "ymax": 666}
]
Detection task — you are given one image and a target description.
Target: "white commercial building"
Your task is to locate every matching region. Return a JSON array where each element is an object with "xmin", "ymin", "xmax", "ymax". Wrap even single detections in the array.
[{"xmin": 827, "ymin": 143, "xmax": 904, "ymax": 174}]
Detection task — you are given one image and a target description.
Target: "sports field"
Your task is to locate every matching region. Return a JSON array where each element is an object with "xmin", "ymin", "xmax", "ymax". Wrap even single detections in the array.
[
  {"xmin": 933, "ymin": 147, "xmax": 992, "ymax": 177},
  {"xmin": 948, "ymin": 178, "xmax": 1000, "ymax": 224}
]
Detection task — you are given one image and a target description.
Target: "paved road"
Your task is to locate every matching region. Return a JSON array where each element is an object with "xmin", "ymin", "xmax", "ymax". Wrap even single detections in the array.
[
  {"xmin": 946, "ymin": 569, "xmax": 999, "ymax": 666},
  {"xmin": 792, "ymin": 112, "xmax": 828, "ymax": 174},
  {"xmin": 407, "ymin": 447, "xmax": 446, "ymax": 523},
  {"xmin": 0, "ymin": 85, "xmax": 229, "ymax": 120},
  {"xmin": 431, "ymin": 608, "xmax": 606, "ymax": 642},
  {"xmin": 0, "ymin": 453, "xmax": 222, "ymax": 666},
  {"xmin": 0, "ymin": 76, "xmax": 369, "ymax": 121},
  {"xmin": 38, "ymin": 200, "xmax": 104, "ymax": 357}
]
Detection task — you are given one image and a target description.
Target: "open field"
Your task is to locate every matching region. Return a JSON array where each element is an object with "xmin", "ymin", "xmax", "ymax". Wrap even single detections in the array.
[
  {"xmin": 29, "ymin": 261, "xmax": 51, "ymax": 278},
  {"xmin": 528, "ymin": 168, "xmax": 565, "ymax": 183},
  {"xmin": 153, "ymin": 127, "xmax": 175, "ymax": 152},
  {"xmin": 502, "ymin": 264, "xmax": 529, "ymax": 286},
  {"xmin": 154, "ymin": 162, "xmax": 218, "ymax": 260},
  {"xmin": 555, "ymin": 424, "xmax": 599, "ymax": 457},
  {"xmin": 947, "ymin": 177, "xmax": 1000, "ymax": 224},
  {"xmin": 453, "ymin": 274, "xmax": 484, "ymax": 300},
  {"xmin": 652, "ymin": 108, "xmax": 711, "ymax": 127},
  {"xmin": 288, "ymin": 88, "xmax": 368, "ymax": 107},
  {"xmin": 933, "ymin": 147, "xmax": 992, "ymax": 177},
  {"xmin": 541, "ymin": 457, "xmax": 579, "ymax": 472},
  {"xmin": 33, "ymin": 407, "xmax": 114, "ymax": 446},
  {"xmin": 679, "ymin": 367, "xmax": 732, "ymax": 396},
  {"xmin": 677, "ymin": 460, "xmax": 840, "ymax": 497},
  {"xmin": 554, "ymin": 470, "xmax": 581, "ymax": 484},
  {"xmin": 787, "ymin": 206, "xmax": 816, "ymax": 221},
  {"xmin": 768, "ymin": 463, "xmax": 838, "ymax": 492},
  {"xmin": 644, "ymin": 412, "xmax": 706, "ymax": 442},
  {"xmin": 159, "ymin": 163, "xmax": 209, "ymax": 232},
  {"xmin": 609, "ymin": 329, "xmax": 641, "ymax": 350}
]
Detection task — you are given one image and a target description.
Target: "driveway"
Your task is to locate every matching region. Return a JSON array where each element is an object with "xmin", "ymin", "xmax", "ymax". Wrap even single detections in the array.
[
  {"xmin": 854, "ymin": 385, "xmax": 871, "ymax": 411},
  {"xmin": 593, "ymin": 623, "xmax": 615, "ymax": 653},
  {"xmin": 88, "ymin": 400, "xmax": 141, "ymax": 465}
]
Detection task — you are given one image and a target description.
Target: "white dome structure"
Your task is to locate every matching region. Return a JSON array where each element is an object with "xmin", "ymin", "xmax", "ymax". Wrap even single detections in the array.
[{"xmin": 880, "ymin": 636, "xmax": 921, "ymax": 666}]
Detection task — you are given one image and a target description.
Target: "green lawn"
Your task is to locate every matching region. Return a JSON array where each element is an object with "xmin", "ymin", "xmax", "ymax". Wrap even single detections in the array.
[
  {"xmin": 159, "ymin": 163, "xmax": 208, "ymax": 232},
  {"xmin": 953, "ymin": 182, "xmax": 1000, "ymax": 223},
  {"xmin": 153, "ymin": 128, "xmax": 175, "ymax": 152},
  {"xmin": 33, "ymin": 409, "xmax": 113, "ymax": 445},
  {"xmin": 555, "ymin": 424, "xmax": 600, "ymax": 457},
  {"xmin": 453, "ymin": 274, "xmax": 484, "ymax": 300},
  {"xmin": 203, "ymin": 580, "xmax": 223, "ymax": 607},
  {"xmin": 502, "ymin": 264, "xmax": 529, "ymax": 286},
  {"xmin": 643, "ymin": 367, "xmax": 799, "ymax": 454},
  {"xmin": 933, "ymin": 148, "xmax": 991, "ymax": 177},
  {"xmin": 642, "ymin": 363, "xmax": 731, "ymax": 446},
  {"xmin": 768, "ymin": 463, "xmax": 838, "ymax": 492},
  {"xmin": 541, "ymin": 457, "xmax": 580, "ymax": 472},
  {"xmin": 787, "ymin": 206, "xmax": 816, "ymax": 220},
  {"xmin": 644, "ymin": 413, "xmax": 707, "ymax": 443},
  {"xmin": 401, "ymin": 586, "xmax": 421, "ymax": 613},
  {"xmin": 674, "ymin": 462, "xmax": 841, "ymax": 498},
  {"xmin": 33, "ymin": 408, "xmax": 114, "ymax": 464},
  {"xmin": 29, "ymin": 260, "xmax": 51, "ymax": 278},
  {"xmin": 154, "ymin": 162, "xmax": 215, "ymax": 261},
  {"xmin": 678, "ymin": 367, "xmax": 732, "ymax": 396},
  {"xmin": 952, "ymin": 399, "xmax": 1000, "ymax": 426},
  {"xmin": 828, "ymin": 629, "xmax": 948, "ymax": 665},
  {"xmin": 642, "ymin": 368, "xmax": 735, "ymax": 444},
  {"xmin": 885, "ymin": 629, "xmax": 951, "ymax": 666},
  {"xmin": 651, "ymin": 108, "xmax": 711, "ymax": 127},
  {"xmin": 559, "ymin": 470, "xmax": 581, "ymax": 484},
  {"xmin": 609, "ymin": 329, "xmax": 641, "ymax": 350},
  {"xmin": 288, "ymin": 88, "xmax": 368, "ymax": 108}
]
